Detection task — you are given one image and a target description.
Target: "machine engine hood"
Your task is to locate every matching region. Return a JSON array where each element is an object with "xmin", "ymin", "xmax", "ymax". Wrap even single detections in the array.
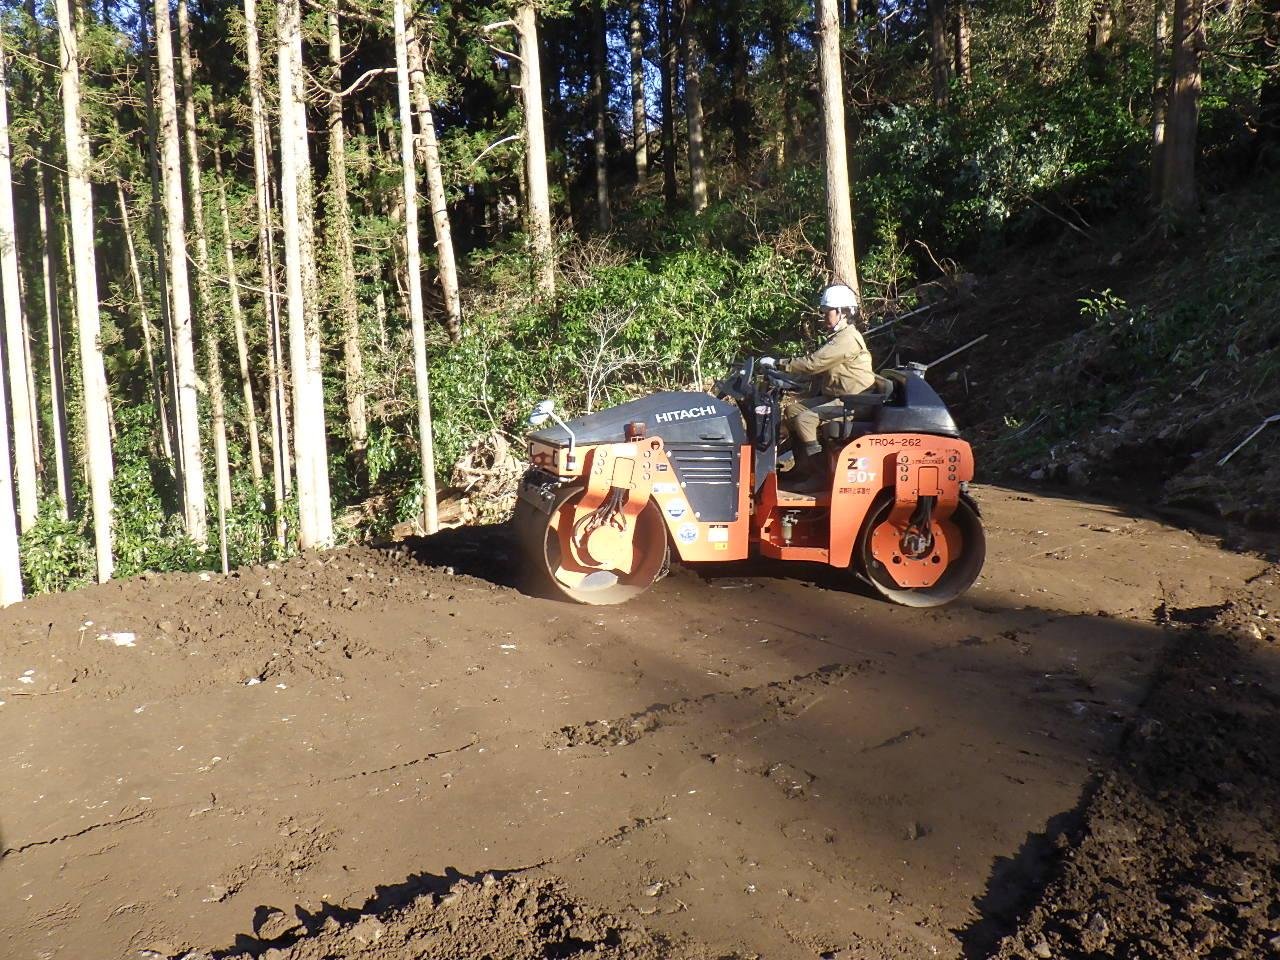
[{"xmin": 529, "ymin": 391, "xmax": 746, "ymax": 447}]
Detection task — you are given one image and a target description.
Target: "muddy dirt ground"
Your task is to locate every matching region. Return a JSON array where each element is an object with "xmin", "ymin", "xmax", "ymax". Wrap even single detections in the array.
[{"xmin": 1, "ymin": 486, "xmax": 1277, "ymax": 960}]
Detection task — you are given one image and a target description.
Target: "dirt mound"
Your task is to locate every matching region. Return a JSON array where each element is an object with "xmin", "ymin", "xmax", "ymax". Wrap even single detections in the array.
[
  {"xmin": 0, "ymin": 543, "xmax": 496, "ymax": 703},
  {"xmin": 989, "ymin": 569, "xmax": 1280, "ymax": 960},
  {"xmin": 204, "ymin": 873, "xmax": 704, "ymax": 960}
]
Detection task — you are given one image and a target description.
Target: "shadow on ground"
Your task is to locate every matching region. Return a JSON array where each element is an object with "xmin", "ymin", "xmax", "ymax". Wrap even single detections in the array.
[
  {"xmin": 956, "ymin": 783, "xmax": 1099, "ymax": 958},
  {"xmin": 957, "ymin": 618, "xmax": 1280, "ymax": 960},
  {"xmin": 389, "ymin": 524, "xmax": 522, "ymax": 588}
]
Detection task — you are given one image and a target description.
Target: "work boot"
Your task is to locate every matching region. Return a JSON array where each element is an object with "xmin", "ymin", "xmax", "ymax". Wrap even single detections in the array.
[{"xmin": 783, "ymin": 443, "xmax": 828, "ymax": 493}]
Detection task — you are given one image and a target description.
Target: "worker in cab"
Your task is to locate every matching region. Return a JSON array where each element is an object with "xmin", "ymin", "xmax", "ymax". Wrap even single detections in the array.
[{"xmin": 761, "ymin": 283, "xmax": 876, "ymax": 491}]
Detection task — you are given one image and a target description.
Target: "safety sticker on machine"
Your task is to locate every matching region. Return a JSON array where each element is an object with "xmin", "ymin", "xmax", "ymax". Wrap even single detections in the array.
[
  {"xmin": 677, "ymin": 523, "xmax": 698, "ymax": 544},
  {"xmin": 652, "ymin": 482, "xmax": 679, "ymax": 495},
  {"xmin": 666, "ymin": 502, "xmax": 687, "ymax": 520},
  {"xmin": 707, "ymin": 526, "xmax": 730, "ymax": 543}
]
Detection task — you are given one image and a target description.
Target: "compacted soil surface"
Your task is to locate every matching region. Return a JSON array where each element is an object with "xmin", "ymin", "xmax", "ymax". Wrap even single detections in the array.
[{"xmin": 1, "ymin": 486, "xmax": 1276, "ymax": 960}]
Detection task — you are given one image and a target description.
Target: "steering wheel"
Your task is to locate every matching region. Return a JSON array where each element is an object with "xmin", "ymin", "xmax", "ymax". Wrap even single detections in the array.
[{"xmin": 763, "ymin": 367, "xmax": 808, "ymax": 391}]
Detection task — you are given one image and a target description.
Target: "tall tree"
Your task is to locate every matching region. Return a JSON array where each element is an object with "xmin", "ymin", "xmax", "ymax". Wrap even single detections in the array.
[
  {"xmin": 55, "ymin": 0, "xmax": 114, "ymax": 582},
  {"xmin": 516, "ymin": 4, "xmax": 555, "ymax": 296},
  {"xmin": 243, "ymin": 0, "xmax": 291, "ymax": 544},
  {"xmin": 211, "ymin": 147, "xmax": 264, "ymax": 486},
  {"xmin": 35, "ymin": 162, "xmax": 72, "ymax": 517},
  {"xmin": 628, "ymin": 0, "xmax": 648, "ymax": 179},
  {"xmin": 1150, "ymin": 0, "xmax": 1170, "ymax": 200},
  {"xmin": 175, "ymin": 0, "xmax": 236, "ymax": 518},
  {"xmin": 206, "ymin": 330, "xmax": 231, "ymax": 572},
  {"xmin": 727, "ymin": 0, "xmax": 751, "ymax": 168},
  {"xmin": 953, "ymin": 1, "xmax": 971, "ymax": 86},
  {"xmin": 176, "ymin": 0, "xmax": 212, "ymax": 314},
  {"xmin": 393, "ymin": 0, "xmax": 439, "ymax": 533},
  {"xmin": 277, "ymin": 0, "xmax": 333, "ymax": 548},
  {"xmin": 407, "ymin": 28, "xmax": 463, "ymax": 341},
  {"xmin": 592, "ymin": 0, "xmax": 611, "ymax": 230},
  {"xmin": 658, "ymin": 0, "xmax": 678, "ymax": 206},
  {"xmin": 139, "ymin": 17, "xmax": 183, "ymax": 480},
  {"xmin": 0, "ymin": 13, "xmax": 22, "ymax": 599},
  {"xmin": 177, "ymin": 0, "xmax": 235, "ymax": 561},
  {"xmin": 816, "ymin": 0, "xmax": 859, "ymax": 291},
  {"xmin": 154, "ymin": 0, "xmax": 208, "ymax": 544},
  {"xmin": 22, "ymin": 0, "xmax": 70, "ymax": 515},
  {"xmin": 928, "ymin": 0, "xmax": 950, "ymax": 107},
  {"xmin": 0, "ymin": 368, "xmax": 19, "ymax": 604},
  {"xmin": 117, "ymin": 181, "xmax": 172, "ymax": 463},
  {"xmin": 1161, "ymin": 0, "xmax": 1205, "ymax": 216},
  {"xmin": 326, "ymin": 0, "xmax": 368, "ymax": 461},
  {"xmin": 679, "ymin": 0, "xmax": 707, "ymax": 213},
  {"xmin": 768, "ymin": 7, "xmax": 795, "ymax": 168},
  {"xmin": 0, "ymin": 20, "xmax": 20, "ymax": 605},
  {"xmin": 0, "ymin": 28, "xmax": 38, "ymax": 533}
]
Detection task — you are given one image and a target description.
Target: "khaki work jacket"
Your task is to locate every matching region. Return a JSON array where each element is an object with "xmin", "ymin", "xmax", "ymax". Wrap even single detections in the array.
[{"xmin": 783, "ymin": 323, "xmax": 876, "ymax": 398}]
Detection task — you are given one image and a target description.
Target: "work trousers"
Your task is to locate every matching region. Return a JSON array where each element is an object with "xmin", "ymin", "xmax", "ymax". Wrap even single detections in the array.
[{"xmin": 782, "ymin": 395, "xmax": 848, "ymax": 447}]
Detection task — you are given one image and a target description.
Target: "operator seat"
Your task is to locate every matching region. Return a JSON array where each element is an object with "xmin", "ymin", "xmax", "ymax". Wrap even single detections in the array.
[{"xmin": 819, "ymin": 376, "xmax": 893, "ymax": 444}]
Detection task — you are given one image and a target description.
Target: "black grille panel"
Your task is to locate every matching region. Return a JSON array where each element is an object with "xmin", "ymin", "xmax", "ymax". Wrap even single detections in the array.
[{"xmin": 666, "ymin": 443, "xmax": 739, "ymax": 522}]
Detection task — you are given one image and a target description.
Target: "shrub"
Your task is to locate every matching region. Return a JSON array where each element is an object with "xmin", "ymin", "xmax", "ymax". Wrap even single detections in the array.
[
  {"xmin": 110, "ymin": 404, "xmax": 209, "ymax": 578},
  {"xmin": 19, "ymin": 501, "xmax": 94, "ymax": 595}
]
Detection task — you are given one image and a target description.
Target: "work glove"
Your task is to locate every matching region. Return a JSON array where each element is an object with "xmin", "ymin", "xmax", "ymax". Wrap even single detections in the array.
[{"xmin": 759, "ymin": 356, "xmax": 778, "ymax": 369}]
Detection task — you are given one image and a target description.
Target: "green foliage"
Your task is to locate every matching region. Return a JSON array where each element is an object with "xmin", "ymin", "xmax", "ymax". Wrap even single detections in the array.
[
  {"xmin": 858, "ymin": 210, "xmax": 916, "ymax": 302},
  {"xmin": 857, "ymin": 52, "xmax": 1151, "ymax": 256},
  {"xmin": 425, "ymin": 245, "xmax": 816, "ymax": 470},
  {"xmin": 366, "ymin": 424, "xmax": 405, "ymax": 490},
  {"xmin": 350, "ymin": 243, "xmax": 817, "ymax": 512},
  {"xmin": 21, "ymin": 404, "xmax": 296, "ymax": 593},
  {"xmin": 110, "ymin": 405, "xmax": 209, "ymax": 579},
  {"xmin": 19, "ymin": 502, "xmax": 94, "ymax": 596},
  {"xmin": 846, "ymin": 0, "xmax": 1271, "ymax": 259},
  {"xmin": 396, "ymin": 479, "xmax": 427, "ymax": 527},
  {"xmin": 224, "ymin": 474, "xmax": 291, "ymax": 567}
]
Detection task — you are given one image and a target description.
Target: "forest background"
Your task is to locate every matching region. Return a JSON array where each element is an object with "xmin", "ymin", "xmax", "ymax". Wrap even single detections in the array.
[{"xmin": 0, "ymin": 0, "xmax": 1275, "ymax": 602}]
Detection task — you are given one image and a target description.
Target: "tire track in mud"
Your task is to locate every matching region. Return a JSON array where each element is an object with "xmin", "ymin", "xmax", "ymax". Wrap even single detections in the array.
[
  {"xmin": 1, "ymin": 808, "xmax": 152, "ymax": 857},
  {"xmin": 594, "ymin": 814, "xmax": 671, "ymax": 848},
  {"xmin": 551, "ymin": 662, "xmax": 873, "ymax": 749}
]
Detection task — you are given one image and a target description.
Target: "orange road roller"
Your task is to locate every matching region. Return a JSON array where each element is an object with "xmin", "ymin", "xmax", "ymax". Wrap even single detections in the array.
[{"xmin": 513, "ymin": 358, "xmax": 985, "ymax": 607}]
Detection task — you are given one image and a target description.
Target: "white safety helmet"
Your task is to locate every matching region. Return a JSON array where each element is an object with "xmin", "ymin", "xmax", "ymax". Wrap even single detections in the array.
[{"xmin": 819, "ymin": 283, "xmax": 859, "ymax": 313}]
